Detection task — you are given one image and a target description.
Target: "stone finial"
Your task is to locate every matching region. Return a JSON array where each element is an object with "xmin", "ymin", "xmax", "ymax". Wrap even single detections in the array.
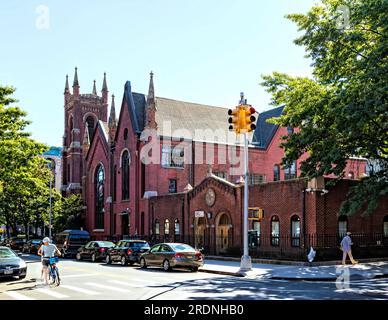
[
  {"xmin": 92, "ymin": 80, "xmax": 97, "ymax": 95},
  {"xmin": 64, "ymin": 74, "xmax": 69, "ymax": 94},
  {"xmin": 108, "ymin": 94, "xmax": 117, "ymax": 142},
  {"xmin": 73, "ymin": 67, "xmax": 79, "ymax": 87},
  {"xmin": 102, "ymin": 72, "xmax": 108, "ymax": 92}
]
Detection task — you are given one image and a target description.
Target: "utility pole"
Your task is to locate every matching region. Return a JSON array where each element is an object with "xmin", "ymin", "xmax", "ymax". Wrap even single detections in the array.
[
  {"xmin": 228, "ymin": 92, "xmax": 257, "ymax": 273},
  {"xmin": 48, "ymin": 162, "xmax": 53, "ymax": 239}
]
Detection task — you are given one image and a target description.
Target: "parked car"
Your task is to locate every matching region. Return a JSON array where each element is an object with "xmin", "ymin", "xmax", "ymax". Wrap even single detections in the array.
[
  {"xmin": 106, "ymin": 240, "xmax": 150, "ymax": 266},
  {"xmin": 139, "ymin": 243, "xmax": 203, "ymax": 272},
  {"xmin": 22, "ymin": 239, "xmax": 42, "ymax": 254},
  {"xmin": 76, "ymin": 241, "xmax": 115, "ymax": 262},
  {"xmin": 6, "ymin": 237, "xmax": 26, "ymax": 252},
  {"xmin": 0, "ymin": 246, "xmax": 27, "ymax": 279},
  {"xmin": 54, "ymin": 230, "xmax": 90, "ymax": 258}
]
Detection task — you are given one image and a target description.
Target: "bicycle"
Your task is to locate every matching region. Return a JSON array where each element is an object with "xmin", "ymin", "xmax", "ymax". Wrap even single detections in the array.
[{"xmin": 47, "ymin": 256, "xmax": 60, "ymax": 286}]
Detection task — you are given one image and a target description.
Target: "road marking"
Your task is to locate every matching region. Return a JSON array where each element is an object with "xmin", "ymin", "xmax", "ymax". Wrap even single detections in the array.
[
  {"xmin": 84, "ymin": 282, "xmax": 132, "ymax": 293},
  {"xmin": 108, "ymin": 280, "xmax": 144, "ymax": 288},
  {"xmin": 127, "ymin": 278, "xmax": 163, "ymax": 285},
  {"xmin": 35, "ymin": 288, "xmax": 69, "ymax": 299},
  {"xmin": 60, "ymin": 273, "xmax": 100, "ymax": 278},
  {"xmin": 3, "ymin": 291, "xmax": 35, "ymax": 300},
  {"xmin": 60, "ymin": 285, "xmax": 100, "ymax": 295}
]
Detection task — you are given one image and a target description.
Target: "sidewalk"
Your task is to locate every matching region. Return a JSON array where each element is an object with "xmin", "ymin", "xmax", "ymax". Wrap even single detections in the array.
[{"xmin": 199, "ymin": 259, "xmax": 388, "ymax": 281}]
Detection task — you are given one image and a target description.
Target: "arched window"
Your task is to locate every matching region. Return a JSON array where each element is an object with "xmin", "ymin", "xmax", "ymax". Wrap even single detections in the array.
[
  {"xmin": 155, "ymin": 219, "xmax": 160, "ymax": 238},
  {"xmin": 273, "ymin": 164, "xmax": 280, "ymax": 181},
  {"xmin": 174, "ymin": 219, "xmax": 180, "ymax": 242},
  {"xmin": 86, "ymin": 116, "xmax": 96, "ymax": 142},
  {"xmin": 287, "ymin": 126, "xmax": 294, "ymax": 134},
  {"xmin": 271, "ymin": 216, "xmax": 280, "ymax": 246},
  {"xmin": 383, "ymin": 216, "xmax": 388, "ymax": 237},
  {"xmin": 285, "ymin": 161, "xmax": 297, "ymax": 180},
  {"xmin": 338, "ymin": 216, "xmax": 348, "ymax": 236},
  {"xmin": 164, "ymin": 219, "xmax": 170, "ymax": 241},
  {"xmin": 291, "ymin": 215, "xmax": 301, "ymax": 247},
  {"xmin": 124, "ymin": 128, "xmax": 128, "ymax": 140},
  {"xmin": 95, "ymin": 165, "xmax": 105, "ymax": 229},
  {"xmin": 121, "ymin": 150, "xmax": 130, "ymax": 200}
]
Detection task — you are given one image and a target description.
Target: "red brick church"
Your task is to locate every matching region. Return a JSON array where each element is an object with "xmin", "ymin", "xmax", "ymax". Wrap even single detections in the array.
[{"xmin": 61, "ymin": 68, "xmax": 388, "ymax": 260}]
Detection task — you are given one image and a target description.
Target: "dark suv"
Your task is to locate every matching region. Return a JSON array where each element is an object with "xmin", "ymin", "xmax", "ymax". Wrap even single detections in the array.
[
  {"xmin": 6, "ymin": 237, "xmax": 26, "ymax": 252},
  {"xmin": 106, "ymin": 240, "xmax": 150, "ymax": 266}
]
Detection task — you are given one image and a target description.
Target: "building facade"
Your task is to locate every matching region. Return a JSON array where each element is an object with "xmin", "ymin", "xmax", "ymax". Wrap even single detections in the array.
[
  {"xmin": 61, "ymin": 70, "xmax": 387, "ymax": 260},
  {"xmin": 42, "ymin": 146, "xmax": 63, "ymax": 192}
]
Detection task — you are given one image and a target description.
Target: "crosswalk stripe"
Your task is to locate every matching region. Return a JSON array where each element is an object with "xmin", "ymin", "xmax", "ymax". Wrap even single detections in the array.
[
  {"xmin": 127, "ymin": 278, "xmax": 163, "ymax": 285},
  {"xmin": 108, "ymin": 280, "xmax": 144, "ymax": 288},
  {"xmin": 84, "ymin": 282, "xmax": 132, "ymax": 293},
  {"xmin": 35, "ymin": 288, "xmax": 69, "ymax": 299},
  {"xmin": 4, "ymin": 291, "xmax": 35, "ymax": 300},
  {"xmin": 60, "ymin": 285, "xmax": 100, "ymax": 295}
]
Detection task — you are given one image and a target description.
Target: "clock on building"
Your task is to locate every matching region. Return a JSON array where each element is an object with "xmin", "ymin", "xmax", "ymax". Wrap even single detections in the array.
[{"xmin": 205, "ymin": 188, "xmax": 216, "ymax": 207}]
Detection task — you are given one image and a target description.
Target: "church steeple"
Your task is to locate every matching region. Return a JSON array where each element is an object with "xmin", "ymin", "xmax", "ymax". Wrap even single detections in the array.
[
  {"xmin": 92, "ymin": 80, "xmax": 97, "ymax": 95},
  {"xmin": 64, "ymin": 74, "xmax": 69, "ymax": 94},
  {"xmin": 82, "ymin": 125, "xmax": 90, "ymax": 156},
  {"xmin": 108, "ymin": 94, "xmax": 117, "ymax": 142},
  {"xmin": 145, "ymin": 71, "xmax": 157, "ymax": 129},
  {"xmin": 101, "ymin": 72, "xmax": 108, "ymax": 104},
  {"xmin": 72, "ymin": 67, "xmax": 80, "ymax": 96}
]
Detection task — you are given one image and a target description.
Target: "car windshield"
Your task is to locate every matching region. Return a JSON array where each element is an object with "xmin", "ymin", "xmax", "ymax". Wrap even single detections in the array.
[
  {"xmin": 169, "ymin": 244, "xmax": 196, "ymax": 252},
  {"xmin": 96, "ymin": 241, "xmax": 115, "ymax": 247},
  {"xmin": 130, "ymin": 242, "xmax": 150, "ymax": 249},
  {"xmin": 0, "ymin": 248, "xmax": 17, "ymax": 258}
]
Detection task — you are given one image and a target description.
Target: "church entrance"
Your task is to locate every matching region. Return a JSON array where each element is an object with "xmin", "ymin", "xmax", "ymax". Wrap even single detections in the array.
[
  {"xmin": 215, "ymin": 213, "xmax": 231, "ymax": 255},
  {"xmin": 194, "ymin": 217, "xmax": 208, "ymax": 251}
]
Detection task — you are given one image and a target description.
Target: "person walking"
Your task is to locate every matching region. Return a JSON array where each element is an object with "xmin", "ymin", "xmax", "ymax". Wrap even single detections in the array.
[{"xmin": 340, "ymin": 232, "xmax": 358, "ymax": 265}]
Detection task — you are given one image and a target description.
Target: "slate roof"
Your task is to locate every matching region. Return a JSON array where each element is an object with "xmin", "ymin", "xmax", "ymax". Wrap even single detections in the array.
[
  {"xmin": 123, "ymin": 80, "xmax": 284, "ymax": 149},
  {"xmin": 252, "ymin": 105, "xmax": 285, "ymax": 149}
]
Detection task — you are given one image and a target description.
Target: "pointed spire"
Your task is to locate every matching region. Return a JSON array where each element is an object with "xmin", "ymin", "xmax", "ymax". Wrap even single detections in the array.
[
  {"xmin": 82, "ymin": 125, "xmax": 90, "ymax": 156},
  {"xmin": 73, "ymin": 67, "xmax": 79, "ymax": 87},
  {"xmin": 92, "ymin": 80, "xmax": 97, "ymax": 95},
  {"xmin": 64, "ymin": 74, "xmax": 69, "ymax": 94},
  {"xmin": 108, "ymin": 94, "xmax": 116, "ymax": 128},
  {"xmin": 102, "ymin": 72, "xmax": 108, "ymax": 92},
  {"xmin": 108, "ymin": 94, "xmax": 117, "ymax": 143},
  {"xmin": 147, "ymin": 71, "xmax": 155, "ymax": 105}
]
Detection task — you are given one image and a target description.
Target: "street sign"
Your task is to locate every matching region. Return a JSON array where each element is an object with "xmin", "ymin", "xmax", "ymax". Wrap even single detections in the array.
[{"xmin": 195, "ymin": 211, "xmax": 205, "ymax": 218}]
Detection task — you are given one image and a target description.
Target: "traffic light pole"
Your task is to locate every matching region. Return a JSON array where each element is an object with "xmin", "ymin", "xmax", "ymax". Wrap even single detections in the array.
[{"xmin": 239, "ymin": 131, "xmax": 252, "ymax": 273}]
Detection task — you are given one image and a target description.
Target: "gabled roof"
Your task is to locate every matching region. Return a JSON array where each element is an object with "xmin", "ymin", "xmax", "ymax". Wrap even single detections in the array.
[
  {"xmin": 252, "ymin": 105, "xmax": 284, "ymax": 149},
  {"xmin": 99, "ymin": 120, "xmax": 109, "ymax": 142},
  {"xmin": 122, "ymin": 79, "xmax": 285, "ymax": 149}
]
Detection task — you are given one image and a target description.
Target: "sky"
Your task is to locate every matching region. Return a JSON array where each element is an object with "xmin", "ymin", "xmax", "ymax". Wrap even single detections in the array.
[{"xmin": 0, "ymin": 0, "xmax": 316, "ymax": 147}]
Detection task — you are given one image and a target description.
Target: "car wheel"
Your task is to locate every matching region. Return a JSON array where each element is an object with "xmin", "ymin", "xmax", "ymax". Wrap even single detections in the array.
[
  {"xmin": 121, "ymin": 256, "xmax": 128, "ymax": 266},
  {"xmin": 76, "ymin": 252, "xmax": 82, "ymax": 261},
  {"xmin": 106, "ymin": 255, "xmax": 112, "ymax": 264},
  {"xmin": 191, "ymin": 266, "xmax": 199, "ymax": 272},
  {"xmin": 140, "ymin": 257, "xmax": 147, "ymax": 269},
  {"xmin": 91, "ymin": 253, "xmax": 96, "ymax": 262},
  {"xmin": 163, "ymin": 259, "xmax": 171, "ymax": 272}
]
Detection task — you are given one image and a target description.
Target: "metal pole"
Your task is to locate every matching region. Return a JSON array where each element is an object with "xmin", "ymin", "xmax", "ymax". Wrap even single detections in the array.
[
  {"xmin": 49, "ymin": 169, "xmax": 52, "ymax": 239},
  {"xmin": 239, "ymin": 132, "xmax": 252, "ymax": 272}
]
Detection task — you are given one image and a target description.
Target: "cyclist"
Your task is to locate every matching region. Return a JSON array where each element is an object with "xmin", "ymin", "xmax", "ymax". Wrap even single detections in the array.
[{"xmin": 37, "ymin": 237, "xmax": 61, "ymax": 285}]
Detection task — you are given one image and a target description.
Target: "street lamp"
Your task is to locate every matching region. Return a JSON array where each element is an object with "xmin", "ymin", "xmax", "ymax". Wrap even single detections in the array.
[{"xmin": 47, "ymin": 161, "xmax": 53, "ymax": 239}]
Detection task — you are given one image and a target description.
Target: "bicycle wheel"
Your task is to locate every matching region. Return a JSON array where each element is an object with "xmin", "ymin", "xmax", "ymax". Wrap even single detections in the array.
[{"xmin": 53, "ymin": 267, "xmax": 60, "ymax": 286}]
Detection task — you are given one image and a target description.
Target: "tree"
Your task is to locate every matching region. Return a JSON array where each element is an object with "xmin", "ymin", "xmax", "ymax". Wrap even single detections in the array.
[
  {"xmin": 261, "ymin": 0, "xmax": 387, "ymax": 216},
  {"xmin": 53, "ymin": 194, "xmax": 84, "ymax": 233}
]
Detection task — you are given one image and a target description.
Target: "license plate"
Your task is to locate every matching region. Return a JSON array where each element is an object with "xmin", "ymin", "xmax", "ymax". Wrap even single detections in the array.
[
  {"xmin": 4, "ymin": 270, "xmax": 13, "ymax": 275},
  {"xmin": 187, "ymin": 256, "xmax": 193, "ymax": 259}
]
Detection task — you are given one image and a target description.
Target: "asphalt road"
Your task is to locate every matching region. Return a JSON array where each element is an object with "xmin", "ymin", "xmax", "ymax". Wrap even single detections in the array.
[{"xmin": 0, "ymin": 254, "xmax": 387, "ymax": 300}]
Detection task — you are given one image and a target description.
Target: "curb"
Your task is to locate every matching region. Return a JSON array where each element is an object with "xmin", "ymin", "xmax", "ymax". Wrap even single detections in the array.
[{"xmin": 199, "ymin": 268, "xmax": 244, "ymax": 277}]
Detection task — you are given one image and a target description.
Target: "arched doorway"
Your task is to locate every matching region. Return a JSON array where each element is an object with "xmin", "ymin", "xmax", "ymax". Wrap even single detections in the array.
[
  {"xmin": 194, "ymin": 217, "xmax": 207, "ymax": 250},
  {"xmin": 215, "ymin": 213, "xmax": 231, "ymax": 255}
]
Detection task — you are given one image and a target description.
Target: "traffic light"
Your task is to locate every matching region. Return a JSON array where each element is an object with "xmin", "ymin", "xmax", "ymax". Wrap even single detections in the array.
[
  {"xmin": 244, "ymin": 106, "xmax": 257, "ymax": 132},
  {"xmin": 228, "ymin": 108, "xmax": 240, "ymax": 132}
]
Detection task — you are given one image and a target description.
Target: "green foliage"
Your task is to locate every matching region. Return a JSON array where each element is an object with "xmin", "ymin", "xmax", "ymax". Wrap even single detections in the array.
[{"xmin": 261, "ymin": 0, "xmax": 388, "ymax": 216}]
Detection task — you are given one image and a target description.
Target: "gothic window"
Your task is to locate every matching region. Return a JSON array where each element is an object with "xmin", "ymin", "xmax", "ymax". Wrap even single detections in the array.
[
  {"xmin": 271, "ymin": 216, "xmax": 280, "ymax": 246},
  {"xmin": 338, "ymin": 216, "xmax": 348, "ymax": 236},
  {"xmin": 124, "ymin": 128, "xmax": 128, "ymax": 140},
  {"xmin": 86, "ymin": 116, "xmax": 96, "ymax": 142},
  {"xmin": 291, "ymin": 215, "xmax": 301, "ymax": 247},
  {"xmin": 273, "ymin": 164, "xmax": 280, "ymax": 181},
  {"xmin": 121, "ymin": 150, "xmax": 130, "ymax": 200},
  {"xmin": 95, "ymin": 165, "xmax": 105, "ymax": 229},
  {"xmin": 285, "ymin": 161, "xmax": 297, "ymax": 180},
  {"xmin": 155, "ymin": 219, "xmax": 160, "ymax": 237}
]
